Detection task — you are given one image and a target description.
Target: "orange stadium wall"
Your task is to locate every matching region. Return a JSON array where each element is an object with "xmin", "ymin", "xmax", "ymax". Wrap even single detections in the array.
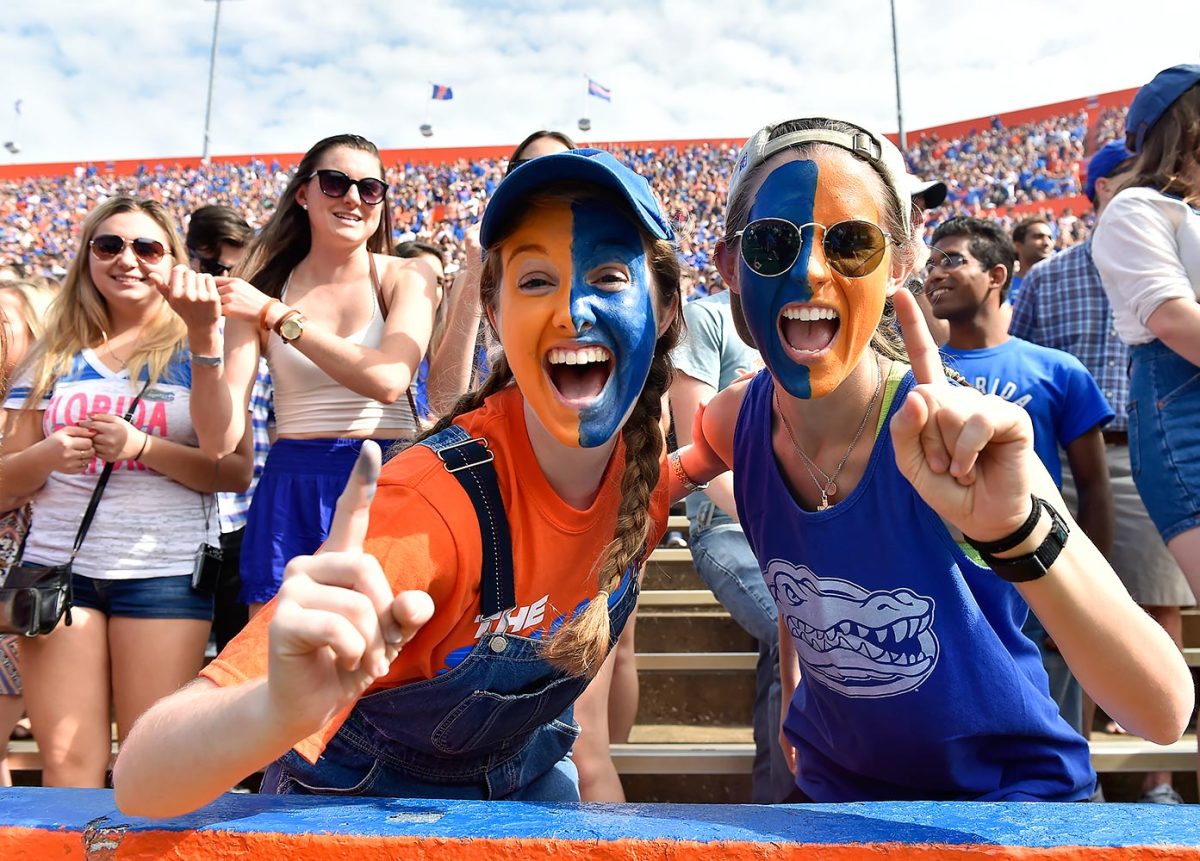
[
  {"xmin": 3, "ymin": 788, "xmax": 1200, "ymax": 860},
  {"xmin": 0, "ymin": 86, "xmax": 1138, "ymax": 182}
]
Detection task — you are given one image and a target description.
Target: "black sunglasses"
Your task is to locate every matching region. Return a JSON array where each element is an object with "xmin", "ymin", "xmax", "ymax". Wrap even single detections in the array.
[
  {"xmin": 90, "ymin": 234, "xmax": 168, "ymax": 265},
  {"xmin": 734, "ymin": 218, "xmax": 893, "ymax": 279},
  {"xmin": 307, "ymin": 169, "xmax": 388, "ymax": 205},
  {"xmin": 188, "ymin": 250, "xmax": 233, "ymax": 276}
]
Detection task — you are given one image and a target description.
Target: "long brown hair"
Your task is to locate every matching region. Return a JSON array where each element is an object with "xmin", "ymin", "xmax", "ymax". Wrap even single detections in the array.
[
  {"xmin": 17, "ymin": 197, "xmax": 188, "ymax": 410},
  {"xmin": 418, "ymin": 190, "xmax": 682, "ymax": 677},
  {"xmin": 236, "ymin": 134, "xmax": 394, "ymax": 298},
  {"xmin": 1118, "ymin": 83, "xmax": 1200, "ymax": 204}
]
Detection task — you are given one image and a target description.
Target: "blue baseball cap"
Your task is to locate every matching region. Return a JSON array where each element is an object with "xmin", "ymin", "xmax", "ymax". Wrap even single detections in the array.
[
  {"xmin": 1085, "ymin": 140, "xmax": 1135, "ymax": 201},
  {"xmin": 1126, "ymin": 64, "xmax": 1200, "ymax": 153},
  {"xmin": 480, "ymin": 148, "xmax": 674, "ymax": 249}
]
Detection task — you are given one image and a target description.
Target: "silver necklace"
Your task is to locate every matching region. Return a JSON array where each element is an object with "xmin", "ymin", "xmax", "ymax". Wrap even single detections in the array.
[{"xmin": 775, "ymin": 354, "xmax": 883, "ymax": 511}]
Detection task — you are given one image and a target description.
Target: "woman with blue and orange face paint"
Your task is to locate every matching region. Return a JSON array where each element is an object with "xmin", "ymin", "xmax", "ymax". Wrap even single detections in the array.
[
  {"xmin": 112, "ymin": 150, "xmax": 725, "ymax": 814},
  {"xmin": 699, "ymin": 117, "xmax": 1194, "ymax": 802}
]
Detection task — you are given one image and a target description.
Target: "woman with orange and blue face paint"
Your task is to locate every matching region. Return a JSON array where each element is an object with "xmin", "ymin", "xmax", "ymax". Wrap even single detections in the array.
[
  {"xmin": 112, "ymin": 150, "xmax": 724, "ymax": 814},
  {"xmin": 698, "ymin": 117, "xmax": 1193, "ymax": 802}
]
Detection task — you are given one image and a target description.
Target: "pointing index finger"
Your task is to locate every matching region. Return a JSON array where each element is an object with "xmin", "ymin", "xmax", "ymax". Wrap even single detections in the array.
[
  {"xmin": 321, "ymin": 441, "xmax": 382, "ymax": 554},
  {"xmin": 893, "ymin": 287, "xmax": 948, "ymax": 387}
]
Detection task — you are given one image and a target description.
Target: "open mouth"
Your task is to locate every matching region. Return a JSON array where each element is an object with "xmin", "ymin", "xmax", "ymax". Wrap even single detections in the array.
[
  {"xmin": 333, "ymin": 212, "xmax": 363, "ymax": 224},
  {"xmin": 545, "ymin": 346, "xmax": 613, "ymax": 407},
  {"xmin": 926, "ymin": 285, "xmax": 952, "ymax": 303},
  {"xmin": 779, "ymin": 304, "xmax": 840, "ymax": 356}
]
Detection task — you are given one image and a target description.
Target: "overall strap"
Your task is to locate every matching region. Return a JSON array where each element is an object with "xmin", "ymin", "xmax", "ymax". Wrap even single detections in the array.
[{"xmin": 418, "ymin": 425, "xmax": 515, "ymax": 618}]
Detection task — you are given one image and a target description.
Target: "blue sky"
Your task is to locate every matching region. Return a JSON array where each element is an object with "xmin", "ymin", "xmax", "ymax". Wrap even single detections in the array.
[{"xmin": 1, "ymin": 0, "xmax": 1198, "ymax": 163}]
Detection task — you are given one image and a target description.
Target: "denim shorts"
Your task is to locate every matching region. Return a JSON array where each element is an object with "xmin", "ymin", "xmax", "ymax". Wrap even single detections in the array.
[
  {"xmin": 70, "ymin": 572, "xmax": 214, "ymax": 621},
  {"xmin": 1128, "ymin": 340, "xmax": 1200, "ymax": 544}
]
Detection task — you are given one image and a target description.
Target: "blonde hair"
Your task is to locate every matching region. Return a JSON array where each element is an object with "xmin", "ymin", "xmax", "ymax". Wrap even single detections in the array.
[
  {"xmin": 418, "ymin": 190, "xmax": 682, "ymax": 677},
  {"xmin": 0, "ymin": 278, "xmax": 58, "ymax": 342},
  {"xmin": 17, "ymin": 197, "xmax": 188, "ymax": 410}
]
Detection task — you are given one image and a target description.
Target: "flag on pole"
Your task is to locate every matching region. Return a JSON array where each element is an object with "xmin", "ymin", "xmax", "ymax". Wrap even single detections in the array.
[
  {"xmin": 431, "ymin": 84, "xmax": 454, "ymax": 101},
  {"xmin": 13, "ymin": 99, "xmax": 22, "ymax": 116},
  {"xmin": 587, "ymin": 79, "xmax": 611, "ymax": 101}
]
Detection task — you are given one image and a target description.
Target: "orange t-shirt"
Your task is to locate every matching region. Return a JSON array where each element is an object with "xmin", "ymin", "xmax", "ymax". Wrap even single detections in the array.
[{"xmin": 201, "ymin": 385, "xmax": 669, "ymax": 762}]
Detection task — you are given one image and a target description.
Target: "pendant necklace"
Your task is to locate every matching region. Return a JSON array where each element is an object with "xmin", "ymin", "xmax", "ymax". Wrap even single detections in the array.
[{"xmin": 775, "ymin": 354, "xmax": 883, "ymax": 511}]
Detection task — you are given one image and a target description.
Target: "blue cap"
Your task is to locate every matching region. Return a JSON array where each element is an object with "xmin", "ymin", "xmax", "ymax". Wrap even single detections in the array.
[
  {"xmin": 1085, "ymin": 140, "xmax": 1134, "ymax": 201},
  {"xmin": 479, "ymin": 148, "xmax": 674, "ymax": 249},
  {"xmin": 1126, "ymin": 64, "xmax": 1200, "ymax": 153}
]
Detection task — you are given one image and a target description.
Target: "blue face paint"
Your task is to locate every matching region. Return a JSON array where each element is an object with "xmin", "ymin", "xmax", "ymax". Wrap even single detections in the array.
[
  {"xmin": 569, "ymin": 199, "xmax": 656, "ymax": 447},
  {"xmin": 739, "ymin": 160, "xmax": 818, "ymax": 399}
]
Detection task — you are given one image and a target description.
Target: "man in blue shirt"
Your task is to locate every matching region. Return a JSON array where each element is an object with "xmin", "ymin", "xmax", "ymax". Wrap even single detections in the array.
[
  {"xmin": 926, "ymin": 216, "xmax": 1114, "ymax": 738},
  {"xmin": 1010, "ymin": 142, "xmax": 1194, "ymax": 804}
]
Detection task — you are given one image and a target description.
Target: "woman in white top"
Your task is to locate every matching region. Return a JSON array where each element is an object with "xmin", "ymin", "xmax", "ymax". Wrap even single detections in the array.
[
  {"xmin": 1092, "ymin": 64, "xmax": 1200, "ymax": 789},
  {"xmin": 0, "ymin": 197, "xmax": 251, "ymax": 787},
  {"xmin": 165, "ymin": 134, "xmax": 439, "ymax": 614}
]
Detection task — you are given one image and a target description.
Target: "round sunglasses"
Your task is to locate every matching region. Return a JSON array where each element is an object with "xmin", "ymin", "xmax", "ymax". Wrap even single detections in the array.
[
  {"xmin": 89, "ymin": 234, "xmax": 168, "ymax": 265},
  {"xmin": 734, "ymin": 218, "xmax": 893, "ymax": 279},
  {"xmin": 306, "ymin": 169, "xmax": 388, "ymax": 206}
]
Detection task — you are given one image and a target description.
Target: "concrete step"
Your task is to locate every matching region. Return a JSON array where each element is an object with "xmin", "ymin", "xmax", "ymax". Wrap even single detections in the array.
[
  {"xmin": 634, "ymin": 612, "xmax": 756, "ymax": 653},
  {"xmin": 642, "ymin": 549, "xmax": 704, "ymax": 590}
]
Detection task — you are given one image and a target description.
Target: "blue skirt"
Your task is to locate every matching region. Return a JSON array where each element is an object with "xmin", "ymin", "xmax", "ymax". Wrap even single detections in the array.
[
  {"xmin": 240, "ymin": 438, "xmax": 398, "ymax": 605},
  {"xmin": 1128, "ymin": 340, "xmax": 1200, "ymax": 544}
]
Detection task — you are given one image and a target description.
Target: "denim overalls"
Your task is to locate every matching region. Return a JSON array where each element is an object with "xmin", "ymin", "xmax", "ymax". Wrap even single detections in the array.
[{"xmin": 261, "ymin": 425, "xmax": 640, "ymax": 801}]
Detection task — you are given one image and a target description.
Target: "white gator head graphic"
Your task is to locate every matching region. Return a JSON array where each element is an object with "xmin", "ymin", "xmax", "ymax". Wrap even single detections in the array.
[{"xmin": 767, "ymin": 559, "xmax": 939, "ymax": 698}]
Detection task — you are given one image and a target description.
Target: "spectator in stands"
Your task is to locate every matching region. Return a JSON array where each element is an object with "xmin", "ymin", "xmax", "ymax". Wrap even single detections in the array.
[
  {"xmin": 163, "ymin": 134, "xmax": 439, "ymax": 615},
  {"xmin": 185, "ymin": 205, "xmax": 272, "ymax": 652},
  {"xmin": 1093, "ymin": 63, "xmax": 1200, "ymax": 795},
  {"xmin": 927, "ymin": 216, "xmax": 1114, "ymax": 738},
  {"xmin": 113, "ymin": 149, "xmax": 726, "ymax": 814},
  {"xmin": 394, "ymin": 239, "xmax": 447, "ymax": 420},
  {"xmin": 1012, "ymin": 139, "xmax": 1194, "ymax": 805},
  {"xmin": 698, "ymin": 115, "xmax": 1192, "ymax": 802},
  {"xmin": 1009, "ymin": 216, "xmax": 1055, "ymax": 305},
  {"xmin": 0, "ymin": 197, "xmax": 252, "ymax": 788},
  {"xmin": 670, "ymin": 283, "xmax": 791, "ymax": 802},
  {"xmin": 0, "ymin": 278, "xmax": 56, "ymax": 786}
]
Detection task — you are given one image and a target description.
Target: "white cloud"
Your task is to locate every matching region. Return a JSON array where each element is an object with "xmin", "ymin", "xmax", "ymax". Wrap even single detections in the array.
[{"xmin": 0, "ymin": 0, "xmax": 1197, "ymax": 163}]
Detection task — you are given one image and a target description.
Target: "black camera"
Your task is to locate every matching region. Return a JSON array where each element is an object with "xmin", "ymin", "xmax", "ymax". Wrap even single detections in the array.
[{"xmin": 191, "ymin": 542, "xmax": 224, "ymax": 596}]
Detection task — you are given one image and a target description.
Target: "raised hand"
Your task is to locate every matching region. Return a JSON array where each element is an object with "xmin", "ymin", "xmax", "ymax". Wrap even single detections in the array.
[
  {"xmin": 80, "ymin": 413, "xmax": 146, "ymax": 463},
  {"xmin": 267, "ymin": 441, "xmax": 434, "ymax": 735},
  {"xmin": 155, "ymin": 265, "xmax": 222, "ymax": 334},
  {"xmin": 888, "ymin": 288, "xmax": 1044, "ymax": 543}
]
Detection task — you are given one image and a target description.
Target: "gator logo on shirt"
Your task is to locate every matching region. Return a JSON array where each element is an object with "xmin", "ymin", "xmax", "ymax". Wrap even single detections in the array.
[{"xmin": 766, "ymin": 560, "xmax": 939, "ymax": 698}]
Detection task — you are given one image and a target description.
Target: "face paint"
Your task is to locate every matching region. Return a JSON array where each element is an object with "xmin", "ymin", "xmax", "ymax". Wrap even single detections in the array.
[
  {"xmin": 737, "ymin": 153, "xmax": 890, "ymax": 399},
  {"xmin": 497, "ymin": 199, "xmax": 656, "ymax": 448}
]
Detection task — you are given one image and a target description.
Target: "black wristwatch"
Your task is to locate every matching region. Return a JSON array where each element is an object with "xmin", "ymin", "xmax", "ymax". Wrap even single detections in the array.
[{"xmin": 964, "ymin": 495, "xmax": 1070, "ymax": 583}]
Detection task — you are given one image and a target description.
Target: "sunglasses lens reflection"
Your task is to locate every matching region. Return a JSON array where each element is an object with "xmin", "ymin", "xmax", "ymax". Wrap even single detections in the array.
[
  {"xmin": 91, "ymin": 235, "xmax": 165, "ymax": 263},
  {"xmin": 825, "ymin": 222, "xmax": 886, "ymax": 278},
  {"xmin": 315, "ymin": 170, "xmax": 387, "ymax": 205},
  {"xmin": 741, "ymin": 220, "xmax": 801, "ymax": 276}
]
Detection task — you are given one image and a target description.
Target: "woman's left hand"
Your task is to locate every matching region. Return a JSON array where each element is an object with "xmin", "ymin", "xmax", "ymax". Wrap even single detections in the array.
[
  {"xmin": 81, "ymin": 413, "xmax": 148, "ymax": 463},
  {"xmin": 889, "ymin": 288, "xmax": 1044, "ymax": 543},
  {"xmin": 214, "ymin": 276, "xmax": 274, "ymax": 324}
]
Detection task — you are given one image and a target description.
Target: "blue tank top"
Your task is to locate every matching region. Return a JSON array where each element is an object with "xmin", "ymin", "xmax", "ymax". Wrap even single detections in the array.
[{"xmin": 733, "ymin": 368, "xmax": 1095, "ymax": 802}]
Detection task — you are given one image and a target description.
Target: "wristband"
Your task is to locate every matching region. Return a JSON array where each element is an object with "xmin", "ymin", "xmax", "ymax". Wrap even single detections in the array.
[
  {"xmin": 670, "ymin": 450, "xmax": 709, "ymax": 493},
  {"xmin": 962, "ymin": 494, "xmax": 1041, "ymax": 554},
  {"xmin": 190, "ymin": 354, "xmax": 223, "ymax": 367},
  {"xmin": 258, "ymin": 298, "xmax": 281, "ymax": 331},
  {"xmin": 964, "ymin": 496, "xmax": 1070, "ymax": 583},
  {"xmin": 133, "ymin": 433, "xmax": 150, "ymax": 462}
]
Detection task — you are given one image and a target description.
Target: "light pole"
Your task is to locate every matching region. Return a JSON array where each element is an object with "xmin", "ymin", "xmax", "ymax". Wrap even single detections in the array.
[
  {"xmin": 201, "ymin": 0, "xmax": 226, "ymax": 164},
  {"xmin": 890, "ymin": 0, "xmax": 905, "ymax": 151}
]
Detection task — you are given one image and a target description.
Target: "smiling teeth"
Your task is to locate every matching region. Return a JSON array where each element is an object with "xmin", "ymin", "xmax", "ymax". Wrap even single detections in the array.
[
  {"xmin": 548, "ymin": 347, "xmax": 610, "ymax": 366},
  {"xmin": 782, "ymin": 306, "xmax": 839, "ymax": 321}
]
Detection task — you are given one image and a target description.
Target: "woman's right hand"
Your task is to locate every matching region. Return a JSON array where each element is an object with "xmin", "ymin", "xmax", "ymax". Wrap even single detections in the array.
[
  {"xmin": 156, "ymin": 265, "xmax": 222, "ymax": 335},
  {"xmin": 215, "ymin": 275, "xmax": 275, "ymax": 325},
  {"xmin": 42, "ymin": 425, "xmax": 96, "ymax": 475},
  {"xmin": 267, "ymin": 442, "xmax": 434, "ymax": 735}
]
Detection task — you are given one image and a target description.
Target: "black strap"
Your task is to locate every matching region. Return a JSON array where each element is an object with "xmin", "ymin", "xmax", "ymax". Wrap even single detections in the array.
[
  {"xmin": 69, "ymin": 380, "xmax": 149, "ymax": 562},
  {"xmin": 418, "ymin": 425, "xmax": 515, "ymax": 619}
]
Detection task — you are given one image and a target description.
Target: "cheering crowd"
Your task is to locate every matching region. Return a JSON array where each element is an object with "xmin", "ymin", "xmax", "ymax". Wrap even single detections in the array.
[{"xmin": 1, "ymin": 67, "xmax": 1198, "ymax": 810}]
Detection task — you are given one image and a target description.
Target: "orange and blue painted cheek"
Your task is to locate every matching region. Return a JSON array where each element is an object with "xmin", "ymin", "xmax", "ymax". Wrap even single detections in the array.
[
  {"xmin": 740, "ymin": 160, "xmax": 818, "ymax": 399},
  {"xmin": 568, "ymin": 199, "xmax": 656, "ymax": 447}
]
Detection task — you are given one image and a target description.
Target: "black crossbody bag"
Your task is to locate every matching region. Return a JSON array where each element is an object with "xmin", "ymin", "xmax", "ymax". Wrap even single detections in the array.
[{"xmin": 0, "ymin": 382, "xmax": 148, "ymax": 637}]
